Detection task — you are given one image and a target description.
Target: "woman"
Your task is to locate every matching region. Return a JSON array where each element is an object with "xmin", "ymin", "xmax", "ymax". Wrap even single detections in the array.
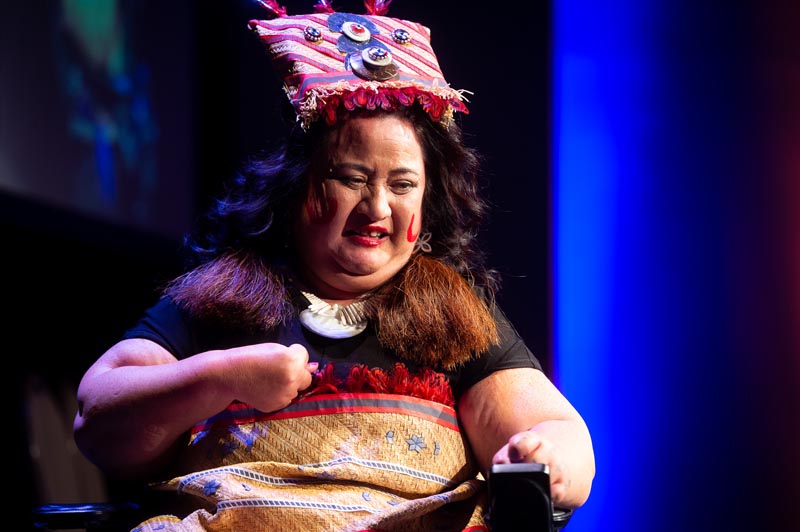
[{"xmin": 73, "ymin": 3, "xmax": 594, "ymax": 530}]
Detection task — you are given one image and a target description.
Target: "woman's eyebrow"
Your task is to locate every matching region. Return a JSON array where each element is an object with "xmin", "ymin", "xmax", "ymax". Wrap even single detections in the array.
[
  {"xmin": 331, "ymin": 162, "xmax": 420, "ymax": 178},
  {"xmin": 331, "ymin": 162, "xmax": 372, "ymax": 175}
]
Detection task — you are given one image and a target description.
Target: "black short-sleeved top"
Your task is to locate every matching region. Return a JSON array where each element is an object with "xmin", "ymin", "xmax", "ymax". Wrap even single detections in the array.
[{"xmin": 122, "ymin": 290, "xmax": 541, "ymax": 398}]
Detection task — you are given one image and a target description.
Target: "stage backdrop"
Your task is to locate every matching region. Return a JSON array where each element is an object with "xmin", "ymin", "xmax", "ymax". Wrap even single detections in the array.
[
  {"xmin": 552, "ymin": 1, "xmax": 800, "ymax": 531},
  {"xmin": 1, "ymin": 1, "xmax": 194, "ymax": 239}
]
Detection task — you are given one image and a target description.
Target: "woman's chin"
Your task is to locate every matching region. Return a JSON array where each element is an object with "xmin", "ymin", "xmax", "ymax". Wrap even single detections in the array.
[
  {"xmin": 331, "ymin": 265, "xmax": 397, "ymax": 293},
  {"xmin": 335, "ymin": 269, "xmax": 388, "ymax": 290},
  {"xmin": 337, "ymin": 252, "xmax": 390, "ymax": 276},
  {"xmin": 323, "ymin": 250, "xmax": 412, "ymax": 293}
]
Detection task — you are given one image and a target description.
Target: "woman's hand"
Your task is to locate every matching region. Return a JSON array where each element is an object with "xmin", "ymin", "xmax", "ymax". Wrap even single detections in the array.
[
  {"xmin": 221, "ymin": 342, "xmax": 317, "ymax": 413},
  {"xmin": 492, "ymin": 429, "xmax": 571, "ymax": 507}
]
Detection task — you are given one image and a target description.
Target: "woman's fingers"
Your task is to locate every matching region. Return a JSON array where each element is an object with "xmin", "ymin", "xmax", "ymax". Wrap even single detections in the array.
[{"xmin": 492, "ymin": 430, "xmax": 571, "ymax": 507}]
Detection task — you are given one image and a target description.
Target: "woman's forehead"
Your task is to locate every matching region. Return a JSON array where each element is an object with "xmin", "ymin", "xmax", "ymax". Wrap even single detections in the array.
[{"xmin": 326, "ymin": 115, "xmax": 420, "ymax": 154}]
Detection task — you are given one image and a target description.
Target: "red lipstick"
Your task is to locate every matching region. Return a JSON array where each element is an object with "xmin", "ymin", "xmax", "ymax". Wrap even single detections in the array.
[{"xmin": 346, "ymin": 225, "xmax": 389, "ymax": 247}]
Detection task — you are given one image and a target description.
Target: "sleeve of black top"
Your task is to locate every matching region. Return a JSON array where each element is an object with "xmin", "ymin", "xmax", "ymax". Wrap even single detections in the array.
[
  {"xmin": 121, "ymin": 296, "xmax": 197, "ymax": 360},
  {"xmin": 453, "ymin": 304, "xmax": 543, "ymax": 397}
]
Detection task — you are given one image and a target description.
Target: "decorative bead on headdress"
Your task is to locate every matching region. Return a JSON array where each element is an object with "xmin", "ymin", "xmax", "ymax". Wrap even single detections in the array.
[{"xmin": 249, "ymin": 0, "xmax": 469, "ymax": 130}]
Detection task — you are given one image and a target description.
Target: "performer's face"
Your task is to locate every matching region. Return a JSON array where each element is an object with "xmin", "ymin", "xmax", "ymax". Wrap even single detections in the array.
[{"xmin": 295, "ymin": 113, "xmax": 426, "ymax": 299}]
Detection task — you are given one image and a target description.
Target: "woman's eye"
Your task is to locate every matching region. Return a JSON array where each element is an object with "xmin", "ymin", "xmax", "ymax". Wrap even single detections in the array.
[
  {"xmin": 391, "ymin": 181, "xmax": 416, "ymax": 193},
  {"xmin": 334, "ymin": 176, "xmax": 367, "ymax": 189}
]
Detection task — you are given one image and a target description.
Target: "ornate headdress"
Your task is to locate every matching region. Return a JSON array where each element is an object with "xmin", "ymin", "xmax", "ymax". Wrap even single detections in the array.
[{"xmin": 249, "ymin": 0, "xmax": 469, "ymax": 130}]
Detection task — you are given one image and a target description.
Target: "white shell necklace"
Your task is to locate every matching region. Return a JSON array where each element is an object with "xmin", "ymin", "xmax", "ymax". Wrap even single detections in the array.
[{"xmin": 299, "ymin": 291, "xmax": 370, "ymax": 338}]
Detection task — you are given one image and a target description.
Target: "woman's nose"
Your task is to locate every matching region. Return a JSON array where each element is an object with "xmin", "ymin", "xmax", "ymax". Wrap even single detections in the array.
[{"xmin": 359, "ymin": 186, "xmax": 392, "ymax": 220}]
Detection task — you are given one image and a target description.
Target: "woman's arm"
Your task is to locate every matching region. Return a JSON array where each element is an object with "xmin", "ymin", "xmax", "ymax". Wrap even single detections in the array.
[
  {"xmin": 73, "ymin": 338, "xmax": 314, "ymax": 479},
  {"xmin": 458, "ymin": 367, "xmax": 595, "ymax": 508}
]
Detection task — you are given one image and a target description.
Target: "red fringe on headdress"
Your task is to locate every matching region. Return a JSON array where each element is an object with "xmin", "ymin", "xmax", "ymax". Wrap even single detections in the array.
[
  {"xmin": 319, "ymin": 86, "xmax": 468, "ymax": 126},
  {"xmin": 302, "ymin": 362, "xmax": 455, "ymax": 407}
]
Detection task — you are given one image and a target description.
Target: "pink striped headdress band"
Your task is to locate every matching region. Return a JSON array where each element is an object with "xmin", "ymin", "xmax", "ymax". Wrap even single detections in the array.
[{"xmin": 249, "ymin": 0, "xmax": 469, "ymax": 130}]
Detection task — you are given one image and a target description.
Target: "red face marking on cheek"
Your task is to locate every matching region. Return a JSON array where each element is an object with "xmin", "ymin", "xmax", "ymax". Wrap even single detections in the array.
[
  {"xmin": 406, "ymin": 213, "xmax": 420, "ymax": 243},
  {"xmin": 306, "ymin": 198, "xmax": 338, "ymax": 225}
]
